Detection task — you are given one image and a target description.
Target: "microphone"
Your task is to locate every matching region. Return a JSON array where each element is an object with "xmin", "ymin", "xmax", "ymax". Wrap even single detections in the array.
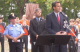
[{"xmin": 60, "ymin": 12, "xmax": 68, "ymax": 18}]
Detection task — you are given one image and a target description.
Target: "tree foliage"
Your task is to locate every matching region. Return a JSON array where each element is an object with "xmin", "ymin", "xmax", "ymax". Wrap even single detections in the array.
[
  {"xmin": 62, "ymin": 0, "xmax": 80, "ymax": 19},
  {"xmin": 0, "ymin": 0, "xmax": 29, "ymax": 22},
  {"xmin": 29, "ymin": 0, "xmax": 80, "ymax": 19},
  {"xmin": 0, "ymin": 0, "xmax": 80, "ymax": 23}
]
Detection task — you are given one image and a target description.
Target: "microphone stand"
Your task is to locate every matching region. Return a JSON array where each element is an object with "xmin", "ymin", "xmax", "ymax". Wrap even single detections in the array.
[
  {"xmin": 63, "ymin": 20, "xmax": 76, "ymax": 36},
  {"xmin": 63, "ymin": 20, "xmax": 78, "ymax": 52}
]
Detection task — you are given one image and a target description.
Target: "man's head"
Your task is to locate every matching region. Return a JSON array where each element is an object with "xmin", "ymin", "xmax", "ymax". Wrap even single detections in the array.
[
  {"xmin": 52, "ymin": 1, "xmax": 62, "ymax": 13},
  {"xmin": 35, "ymin": 8, "xmax": 42, "ymax": 18},
  {"xmin": 69, "ymin": 19, "xmax": 75, "ymax": 26},
  {"xmin": 8, "ymin": 13, "xmax": 17, "ymax": 24},
  {"xmin": 22, "ymin": 15, "xmax": 27, "ymax": 20}
]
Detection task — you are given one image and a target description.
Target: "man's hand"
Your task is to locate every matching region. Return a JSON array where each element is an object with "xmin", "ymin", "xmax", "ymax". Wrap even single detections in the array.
[
  {"xmin": 60, "ymin": 31, "xmax": 67, "ymax": 35},
  {"xmin": 56, "ymin": 31, "xmax": 67, "ymax": 35},
  {"xmin": 36, "ymin": 35, "xmax": 39, "ymax": 39},
  {"xmin": 56, "ymin": 31, "xmax": 62, "ymax": 35},
  {"xmin": 13, "ymin": 37, "xmax": 18, "ymax": 42}
]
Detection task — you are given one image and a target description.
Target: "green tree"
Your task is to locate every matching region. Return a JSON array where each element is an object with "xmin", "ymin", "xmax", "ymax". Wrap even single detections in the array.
[
  {"xmin": 0, "ymin": 0, "xmax": 29, "ymax": 22},
  {"xmin": 62, "ymin": 0, "xmax": 80, "ymax": 19},
  {"xmin": 29, "ymin": 0, "xmax": 48, "ymax": 17},
  {"xmin": 0, "ymin": 0, "xmax": 80, "ymax": 23}
]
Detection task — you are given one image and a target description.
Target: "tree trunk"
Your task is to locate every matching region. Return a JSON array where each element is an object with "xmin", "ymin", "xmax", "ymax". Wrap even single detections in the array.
[{"xmin": 15, "ymin": 0, "xmax": 29, "ymax": 17}]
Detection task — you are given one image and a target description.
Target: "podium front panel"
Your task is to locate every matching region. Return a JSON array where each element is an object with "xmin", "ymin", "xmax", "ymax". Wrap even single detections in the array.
[
  {"xmin": 54, "ymin": 35, "xmax": 71, "ymax": 45},
  {"xmin": 36, "ymin": 35, "xmax": 55, "ymax": 45},
  {"xmin": 36, "ymin": 35, "xmax": 71, "ymax": 45}
]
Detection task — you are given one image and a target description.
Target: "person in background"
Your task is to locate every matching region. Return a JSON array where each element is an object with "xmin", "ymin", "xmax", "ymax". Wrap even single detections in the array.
[
  {"xmin": 15, "ymin": 17, "xmax": 20, "ymax": 24},
  {"xmin": 29, "ymin": 8, "xmax": 46, "ymax": 52},
  {"xmin": 0, "ymin": 15, "xmax": 6, "ymax": 52},
  {"xmin": 77, "ymin": 18, "xmax": 80, "ymax": 39},
  {"xmin": 75, "ymin": 18, "xmax": 80, "ymax": 33},
  {"xmin": 4, "ymin": 13, "xmax": 24, "ymax": 52},
  {"xmin": 68, "ymin": 19, "xmax": 78, "ymax": 52},
  {"xmin": 20, "ymin": 15, "xmax": 30, "ymax": 52},
  {"xmin": 20, "ymin": 15, "xmax": 30, "ymax": 27}
]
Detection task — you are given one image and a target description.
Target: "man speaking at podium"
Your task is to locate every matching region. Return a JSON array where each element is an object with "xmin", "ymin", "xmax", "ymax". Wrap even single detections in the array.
[{"xmin": 46, "ymin": 1, "xmax": 69, "ymax": 52}]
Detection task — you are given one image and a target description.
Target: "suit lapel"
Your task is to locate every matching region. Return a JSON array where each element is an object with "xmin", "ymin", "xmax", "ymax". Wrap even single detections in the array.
[
  {"xmin": 33, "ymin": 18, "xmax": 39, "ymax": 25},
  {"xmin": 39, "ymin": 18, "xmax": 43, "ymax": 26},
  {"xmin": 59, "ymin": 13, "xmax": 64, "ymax": 26}
]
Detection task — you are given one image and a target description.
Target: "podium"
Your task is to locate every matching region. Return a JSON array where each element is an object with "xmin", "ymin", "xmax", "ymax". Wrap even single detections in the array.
[
  {"xmin": 36, "ymin": 35, "xmax": 71, "ymax": 45},
  {"xmin": 36, "ymin": 35, "xmax": 71, "ymax": 52}
]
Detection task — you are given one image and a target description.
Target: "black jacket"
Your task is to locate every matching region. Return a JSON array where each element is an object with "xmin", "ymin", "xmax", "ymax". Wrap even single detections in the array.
[
  {"xmin": 46, "ymin": 12, "xmax": 69, "ymax": 34},
  {"xmin": 29, "ymin": 18, "xmax": 46, "ymax": 42}
]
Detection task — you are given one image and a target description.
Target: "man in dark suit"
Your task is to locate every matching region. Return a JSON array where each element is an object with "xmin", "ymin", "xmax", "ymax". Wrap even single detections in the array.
[
  {"xmin": 46, "ymin": 1, "xmax": 69, "ymax": 52},
  {"xmin": 29, "ymin": 8, "xmax": 45, "ymax": 52}
]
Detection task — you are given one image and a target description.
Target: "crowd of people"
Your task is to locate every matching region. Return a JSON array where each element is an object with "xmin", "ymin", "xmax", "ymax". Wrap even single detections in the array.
[
  {"xmin": 69, "ymin": 18, "xmax": 80, "ymax": 35},
  {"xmin": 0, "ymin": 1, "xmax": 80, "ymax": 52},
  {"xmin": 68, "ymin": 18, "xmax": 80, "ymax": 52}
]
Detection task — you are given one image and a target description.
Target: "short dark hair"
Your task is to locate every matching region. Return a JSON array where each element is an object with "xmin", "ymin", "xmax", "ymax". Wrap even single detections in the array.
[
  {"xmin": 35, "ymin": 8, "xmax": 42, "ymax": 13},
  {"xmin": 52, "ymin": 1, "xmax": 61, "ymax": 8}
]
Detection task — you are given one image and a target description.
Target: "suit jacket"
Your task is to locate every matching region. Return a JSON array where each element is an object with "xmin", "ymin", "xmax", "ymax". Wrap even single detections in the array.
[
  {"xmin": 46, "ymin": 12, "xmax": 69, "ymax": 34},
  {"xmin": 29, "ymin": 18, "xmax": 46, "ymax": 42}
]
